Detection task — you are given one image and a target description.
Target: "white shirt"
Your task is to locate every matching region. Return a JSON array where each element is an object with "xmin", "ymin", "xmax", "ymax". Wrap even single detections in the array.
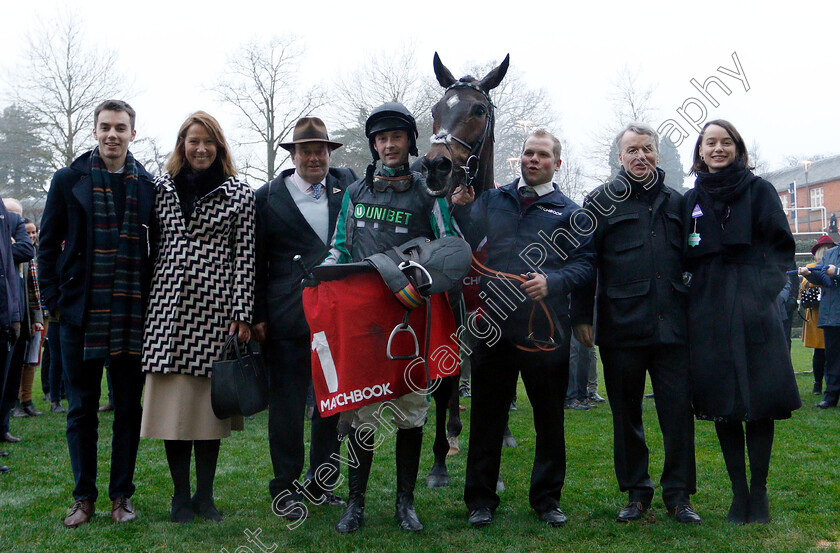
[{"xmin": 517, "ymin": 179, "xmax": 555, "ymax": 197}]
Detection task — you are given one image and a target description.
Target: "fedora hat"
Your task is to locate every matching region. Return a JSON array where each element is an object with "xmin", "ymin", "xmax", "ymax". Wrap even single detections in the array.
[
  {"xmin": 279, "ymin": 117, "xmax": 342, "ymax": 152},
  {"xmin": 812, "ymin": 234, "xmax": 836, "ymax": 255}
]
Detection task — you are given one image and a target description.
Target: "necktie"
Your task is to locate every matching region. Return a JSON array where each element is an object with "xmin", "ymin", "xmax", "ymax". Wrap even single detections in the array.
[
  {"xmin": 520, "ymin": 186, "xmax": 538, "ymax": 198},
  {"xmin": 312, "ymin": 183, "xmax": 323, "ymax": 200}
]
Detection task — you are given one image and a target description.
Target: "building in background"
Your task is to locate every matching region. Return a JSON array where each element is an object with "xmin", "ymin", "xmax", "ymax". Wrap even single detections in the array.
[{"xmin": 762, "ymin": 156, "xmax": 840, "ymax": 237}]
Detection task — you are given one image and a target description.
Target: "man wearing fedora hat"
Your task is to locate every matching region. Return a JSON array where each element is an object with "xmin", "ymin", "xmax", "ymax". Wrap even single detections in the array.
[{"xmin": 253, "ymin": 117, "xmax": 358, "ymax": 519}]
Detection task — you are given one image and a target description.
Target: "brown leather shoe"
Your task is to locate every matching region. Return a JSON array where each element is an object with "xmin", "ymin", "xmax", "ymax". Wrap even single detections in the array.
[
  {"xmin": 64, "ymin": 499, "xmax": 95, "ymax": 527},
  {"xmin": 98, "ymin": 401, "xmax": 115, "ymax": 413},
  {"xmin": 111, "ymin": 497, "xmax": 137, "ymax": 522}
]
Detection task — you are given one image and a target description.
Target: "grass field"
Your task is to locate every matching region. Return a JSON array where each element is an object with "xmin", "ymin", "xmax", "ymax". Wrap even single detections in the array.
[{"xmin": 1, "ymin": 340, "xmax": 838, "ymax": 553}]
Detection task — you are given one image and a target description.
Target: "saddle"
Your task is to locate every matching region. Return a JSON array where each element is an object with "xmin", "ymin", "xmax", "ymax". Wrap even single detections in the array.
[
  {"xmin": 311, "ymin": 236, "xmax": 472, "ymax": 363},
  {"xmin": 312, "ymin": 236, "xmax": 472, "ymax": 309}
]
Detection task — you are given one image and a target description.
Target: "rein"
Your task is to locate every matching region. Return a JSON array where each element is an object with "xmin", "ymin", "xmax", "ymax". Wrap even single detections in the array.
[{"xmin": 469, "ymin": 254, "xmax": 559, "ymax": 352}]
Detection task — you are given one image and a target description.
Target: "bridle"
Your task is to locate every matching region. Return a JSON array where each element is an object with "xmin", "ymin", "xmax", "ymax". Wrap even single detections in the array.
[{"xmin": 431, "ymin": 81, "xmax": 495, "ymax": 190}]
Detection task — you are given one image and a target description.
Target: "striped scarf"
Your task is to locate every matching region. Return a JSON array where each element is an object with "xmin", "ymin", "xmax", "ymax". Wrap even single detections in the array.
[
  {"xmin": 84, "ymin": 147, "xmax": 144, "ymax": 361},
  {"xmin": 27, "ymin": 260, "xmax": 41, "ymax": 313}
]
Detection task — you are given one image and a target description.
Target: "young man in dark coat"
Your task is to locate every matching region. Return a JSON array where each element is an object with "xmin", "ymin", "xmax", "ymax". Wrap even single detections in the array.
[
  {"xmin": 571, "ymin": 122, "xmax": 700, "ymax": 524},
  {"xmin": 253, "ymin": 117, "xmax": 357, "ymax": 520},
  {"xmin": 38, "ymin": 100, "xmax": 157, "ymax": 527},
  {"xmin": 0, "ymin": 201, "xmax": 35, "ymax": 472},
  {"xmin": 454, "ymin": 129, "xmax": 595, "ymax": 528}
]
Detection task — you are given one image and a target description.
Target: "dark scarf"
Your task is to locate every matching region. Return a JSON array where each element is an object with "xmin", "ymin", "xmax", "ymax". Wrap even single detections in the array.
[
  {"xmin": 617, "ymin": 167, "xmax": 664, "ymax": 204},
  {"xmin": 174, "ymin": 157, "xmax": 226, "ymax": 224},
  {"xmin": 85, "ymin": 147, "xmax": 145, "ymax": 361},
  {"xmin": 687, "ymin": 160, "xmax": 759, "ymax": 257}
]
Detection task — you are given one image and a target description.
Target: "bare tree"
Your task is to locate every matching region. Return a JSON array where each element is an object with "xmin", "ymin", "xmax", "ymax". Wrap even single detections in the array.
[
  {"xmin": 328, "ymin": 44, "xmax": 439, "ymax": 173},
  {"xmin": 781, "ymin": 153, "xmax": 832, "ymax": 169},
  {"xmin": 132, "ymin": 136, "xmax": 169, "ymax": 178},
  {"xmin": 11, "ymin": 13, "xmax": 126, "ymax": 169},
  {"xmin": 331, "ymin": 42, "xmax": 438, "ymax": 129},
  {"xmin": 555, "ymin": 142, "xmax": 588, "ymax": 203},
  {"xmin": 213, "ymin": 35, "xmax": 325, "ymax": 184},
  {"xmin": 465, "ymin": 62, "xmax": 562, "ymax": 183},
  {"xmin": 749, "ymin": 139, "xmax": 769, "ymax": 175},
  {"xmin": 589, "ymin": 66, "xmax": 659, "ymax": 183}
]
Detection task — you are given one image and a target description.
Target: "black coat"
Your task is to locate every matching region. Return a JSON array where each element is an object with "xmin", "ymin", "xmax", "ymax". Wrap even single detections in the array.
[
  {"xmin": 571, "ymin": 169, "xmax": 688, "ymax": 347},
  {"xmin": 38, "ymin": 151, "xmax": 157, "ymax": 327},
  {"xmin": 456, "ymin": 179, "xmax": 595, "ymax": 343},
  {"xmin": 0, "ymin": 208, "xmax": 34, "ymax": 330},
  {"xmin": 683, "ymin": 174, "xmax": 801, "ymax": 420},
  {"xmin": 254, "ymin": 167, "xmax": 357, "ymax": 339}
]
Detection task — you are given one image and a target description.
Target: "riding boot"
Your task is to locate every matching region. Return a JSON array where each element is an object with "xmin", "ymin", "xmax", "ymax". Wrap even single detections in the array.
[
  {"xmin": 395, "ymin": 427, "xmax": 424, "ymax": 532},
  {"xmin": 336, "ymin": 429, "xmax": 374, "ymax": 534},
  {"xmin": 715, "ymin": 422, "xmax": 749, "ymax": 525},
  {"xmin": 746, "ymin": 420, "xmax": 774, "ymax": 524}
]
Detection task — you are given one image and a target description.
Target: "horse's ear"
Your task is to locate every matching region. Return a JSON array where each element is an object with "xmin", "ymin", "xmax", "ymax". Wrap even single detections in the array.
[
  {"xmin": 433, "ymin": 52, "xmax": 457, "ymax": 88},
  {"xmin": 478, "ymin": 54, "xmax": 510, "ymax": 92}
]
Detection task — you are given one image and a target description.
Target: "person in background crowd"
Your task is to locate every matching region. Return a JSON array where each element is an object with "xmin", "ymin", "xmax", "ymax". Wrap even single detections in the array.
[
  {"xmin": 0, "ymin": 202, "xmax": 40, "ymax": 441},
  {"xmin": 0, "ymin": 197, "xmax": 34, "ymax": 473},
  {"xmin": 11, "ymin": 219, "xmax": 44, "ymax": 418},
  {"xmin": 39, "ymin": 99, "xmax": 156, "ymax": 527},
  {"xmin": 801, "ymin": 235, "xmax": 834, "ymax": 395},
  {"xmin": 803, "ymin": 232, "xmax": 840, "ymax": 412},
  {"xmin": 565, "ymin": 334, "xmax": 597, "ymax": 410},
  {"xmin": 455, "ymin": 129, "xmax": 595, "ymax": 528},
  {"xmin": 684, "ymin": 119, "xmax": 800, "ymax": 525},
  {"xmin": 253, "ymin": 117, "xmax": 356, "ymax": 520},
  {"xmin": 140, "ymin": 111, "xmax": 254, "ymax": 524},
  {"xmin": 572, "ymin": 122, "xmax": 699, "ymax": 524}
]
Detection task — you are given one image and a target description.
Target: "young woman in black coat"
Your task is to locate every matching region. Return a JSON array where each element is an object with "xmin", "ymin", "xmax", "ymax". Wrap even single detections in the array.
[{"xmin": 683, "ymin": 120, "xmax": 800, "ymax": 525}]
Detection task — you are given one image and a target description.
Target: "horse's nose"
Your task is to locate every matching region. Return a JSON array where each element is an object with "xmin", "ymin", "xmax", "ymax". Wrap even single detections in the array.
[
  {"xmin": 420, "ymin": 156, "xmax": 433, "ymax": 177},
  {"xmin": 431, "ymin": 156, "xmax": 452, "ymax": 178}
]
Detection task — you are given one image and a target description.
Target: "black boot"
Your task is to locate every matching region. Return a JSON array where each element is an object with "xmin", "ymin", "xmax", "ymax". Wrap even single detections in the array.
[
  {"xmin": 746, "ymin": 420, "xmax": 774, "ymax": 524},
  {"xmin": 336, "ymin": 429, "xmax": 374, "ymax": 534},
  {"xmin": 395, "ymin": 427, "xmax": 424, "ymax": 532},
  {"xmin": 715, "ymin": 422, "xmax": 749, "ymax": 525},
  {"xmin": 165, "ymin": 440, "xmax": 194, "ymax": 523},
  {"xmin": 193, "ymin": 440, "xmax": 223, "ymax": 522}
]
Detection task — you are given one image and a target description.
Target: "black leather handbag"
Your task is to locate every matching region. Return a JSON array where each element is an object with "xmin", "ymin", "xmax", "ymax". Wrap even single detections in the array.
[{"xmin": 211, "ymin": 335, "xmax": 268, "ymax": 419}]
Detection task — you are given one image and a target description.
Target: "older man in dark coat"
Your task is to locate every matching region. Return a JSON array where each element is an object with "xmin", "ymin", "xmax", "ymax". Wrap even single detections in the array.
[
  {"xmin": 0, "ymin": 200, "xmax": 34, "ymax": 472},
  {"xmin": 571, "ymin": 122, "xmax": 700, "ymax": 524},
  {"xmin": 253, "ymin": 117, "xmax": 357, "ymax": 519}
]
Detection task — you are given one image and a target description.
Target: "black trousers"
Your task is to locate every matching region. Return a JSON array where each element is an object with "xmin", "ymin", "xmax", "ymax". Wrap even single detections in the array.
[
  {"xmin": 0, "ymin": 335, "xmax": 27, "ymax": 433},
  {"xmin": 822, "ymin": 327, "xmax": 840, "ymax": 405},
  {"xmin": 599, "ymin": 344, "xmax": 696, "ymax": 508},
  {"xmin": 60, "ymin": 322, "xmax": 145, "ymax": 501},
  {"xmin": 267, "ymin": 336, "xmax": 340, "ymax": 502},
  {"xmin": 464, "ymin": 331, "xmax": 569, "ymax": 514}
]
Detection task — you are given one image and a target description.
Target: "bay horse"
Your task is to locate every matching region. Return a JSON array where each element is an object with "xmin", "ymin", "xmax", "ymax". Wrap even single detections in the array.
[{"xmin": 417, "ymin": 52, "xmax": 509, "ymax": 488}]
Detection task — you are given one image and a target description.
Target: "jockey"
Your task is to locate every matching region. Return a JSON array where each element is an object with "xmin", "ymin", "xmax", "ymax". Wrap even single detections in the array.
[{"xmin": 324, "ymin": 102, "xmax": 457, "ymax": 534}]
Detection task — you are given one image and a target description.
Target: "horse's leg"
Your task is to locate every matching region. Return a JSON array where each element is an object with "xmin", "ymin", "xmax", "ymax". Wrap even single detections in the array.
[
  {"xmin": 446, "ymin": 374, "xmax": 462, "ymax": 455},
  {"xmin": 426, "ymin": 378, "xmax": 452, "ymax": 488}
]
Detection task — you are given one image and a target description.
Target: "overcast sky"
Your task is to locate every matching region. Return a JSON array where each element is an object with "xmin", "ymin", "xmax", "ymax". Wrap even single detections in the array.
[{"xmin": 2, "ymin": 0, "xmax": 837, "ymax": 189}]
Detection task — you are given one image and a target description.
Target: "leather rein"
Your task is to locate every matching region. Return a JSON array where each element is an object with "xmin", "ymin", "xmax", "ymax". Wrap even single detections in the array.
[{"xmin": 469, "ymin": 254, "xmax": 560, "ymax": 352}]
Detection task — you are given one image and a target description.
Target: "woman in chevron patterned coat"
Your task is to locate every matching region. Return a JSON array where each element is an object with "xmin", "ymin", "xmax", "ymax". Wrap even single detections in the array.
[{"xmin": 140, "ymin": 111, "xmax": 255, "ymax": 523}]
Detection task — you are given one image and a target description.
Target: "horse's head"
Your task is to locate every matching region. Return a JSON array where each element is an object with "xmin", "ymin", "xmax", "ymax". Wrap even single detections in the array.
[{"xmin": 421, "ymin": 52, "xmax": 509, "ymax": 197}]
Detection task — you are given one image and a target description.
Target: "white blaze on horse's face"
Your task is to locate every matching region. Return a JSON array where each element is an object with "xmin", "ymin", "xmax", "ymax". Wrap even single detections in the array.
[
  {"xmin": 446, "ymin": 96, "xmax": 459, "ymax": 108},
  {"xmin": 430, "ymin": 129, "xmax": 452, "ymax": 145}
]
